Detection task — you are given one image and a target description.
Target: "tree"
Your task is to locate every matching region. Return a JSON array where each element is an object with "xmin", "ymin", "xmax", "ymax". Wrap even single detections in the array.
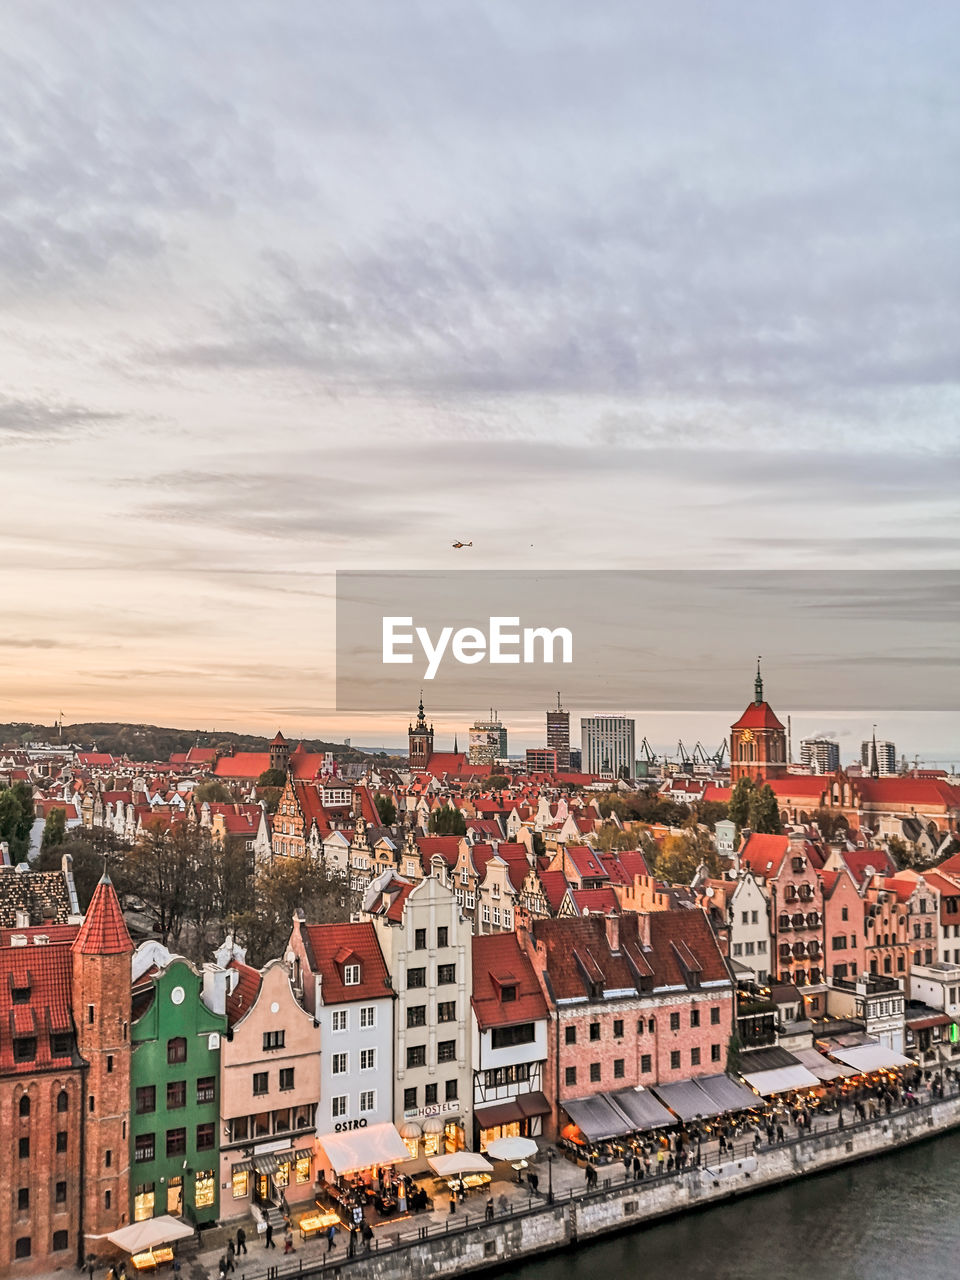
[
  {"xmin": 486, "ymin": 774, "xmax": 511, "ymax": 791},
  {"xmin": 728, "ymin": 777, "xmax": 755, "ymax": 829},
  {"xmin": 117, "ymin": 821, "xmax": 195, "ymax": 947},
  {"xmin": 428, "ymin": 806, "xmax": 466, "ymax": 836},
  {"xmin": 41, "ymin": 807, "xmax": 67, "ymax": 851},
  {"xmin": 810, "ymin": 808, "xmax": 848, "ymax": 842},
  {"xmin": 725, "ymin": 1030, "xmax": 743, "ymax": 1075},
  {"xmin": 374, "ymin": 794, "xmax": 397, "ymax": 826},
  {"xmin": 531, "ymin": 831, "xmax": 546, "ymax": 860},
  {"xmin": 0, "ymin": 781, "xmax": 34, "ymax": 862},
  {"xmin": 693, "ymin": 799, "xmax": 730, "ymax": 828},
  {"xmin": 35, "ymin": 834, "xmax": 104, "ymax": 912},
  {"xmin": 194, "ymin": 779, "xmax": 235, "ymax": 804},
  {"xmin": 594, "ymin": 825, "xmax": 637, "ymax": 852},
  {"xmin": 257, "ymin": 768, "xmax": 288, "ymax": 789},
  {"xmin": 748, "ymin": 784, "xmax": 782, "ymax": 835},
  {"xmin": 650, "ymin": 825, "xmax": 723, "ymax": 885},
  {"xmin": 232, "ymin": 858, "xmax": 356, "ymax": 967}
]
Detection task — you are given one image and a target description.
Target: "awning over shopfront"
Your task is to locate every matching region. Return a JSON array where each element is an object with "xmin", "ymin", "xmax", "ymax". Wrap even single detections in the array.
[
  {"xmin": 608, "ymin": 1087, "xmax": 674, "ymax": 1132},
  {"xmin": 107, "ymin": 1217, "xmax": 194, "ymax": 1253},
  {"xmin": 828, "ymin": 1043, "xmax": 914, "ymax": 1073},
  {"xmin": 741, "ymin": 1063, "xmax": 821, "ymax": 1096},
  {"xmin": 792, "ymin": 1048, "xmax": 857, "ymax": 1082},
  {"xmin": 517, "ymin": 1091, "xmax": 551, "ymax": 1118},
  {"xmin": 562, "ymin": 1094, "xmax": 632, "ymax": 1141},
  {"xmin": 253, "ymin": 1153, "xmax": 280, "ymax": 1175},
  {"xmin": 475, "ymin": 1100, "xmax": 524, "ymax": 1128},
  {"xmin": 316, "ymin": 1122, "xmax": 412, "ymax": 1175},
  {"xmin": 651, "ymin": 1078, "xmax": 721, "ymax": 1121},
  {"xmin": 694, "ymin": 1074, "xmax": 759, "ymax": 1113}
]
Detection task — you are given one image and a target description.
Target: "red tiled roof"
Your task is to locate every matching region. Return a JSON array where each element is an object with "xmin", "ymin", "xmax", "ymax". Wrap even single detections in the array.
[
  {"xmin": 71, "ymin": 875, "xmax": 133, "ymax": 956},
  {"xmin": 570, "ymin": 887, "xmax": 621, "ymax": 916},
  {"xmin": 564, "ymin": 846, "xmax": 608, "ymax": 880},
  {"xmin": 298, "ymin": 921, "xmax": 391, "ymax": 1004},
  {"xmin": 739, "ymin": 833, "xmax": 789, "ymax": 877},
  {"xmin": 0, "ymin": 939, "xmax": 78, "ymax": 1075},
  {"xmin": 538, "ymin": 870, "xmax": 570, "ymax": 912},
  {"xmin": 226, "ymin": 959, "xmax": 263, "ymax": 1024},
  {"xmin": 840, "ymin": 848, "xmax": 896, "ymax": 886},
  {"xmin": 416, "ymin": 836, "xmax": 462, "ymax": 869},
  {"xmin": 472, "ymin": 933, "xmax": 547, "ymax": 1029},
  {"xmin": 731, "ymin": 701, "xmax": 786, "ymax": 731}
]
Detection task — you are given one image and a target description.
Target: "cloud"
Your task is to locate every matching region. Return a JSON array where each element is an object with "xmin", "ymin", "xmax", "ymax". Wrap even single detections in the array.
[{"xmin": 0, "ymin": 395, "xmax": 124, "ymax": 441}]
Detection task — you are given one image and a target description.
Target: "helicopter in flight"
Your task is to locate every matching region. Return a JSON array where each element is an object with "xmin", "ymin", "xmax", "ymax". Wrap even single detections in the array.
[{"xmin": 451, "ymin": 540, "xmax": 473, "ymax": 549}]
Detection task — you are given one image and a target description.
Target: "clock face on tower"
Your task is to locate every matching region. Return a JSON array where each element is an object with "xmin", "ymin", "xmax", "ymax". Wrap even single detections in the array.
[{"xmin": 741, "ymin": 729, "xmax": 754, "ymax": 743}]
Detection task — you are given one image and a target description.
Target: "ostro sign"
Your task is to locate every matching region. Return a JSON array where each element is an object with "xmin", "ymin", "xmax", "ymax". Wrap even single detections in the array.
[
  {"xmin": 383, "ymin": 616, "xmax": 573, "ymax": 681},
  {"xmin": 334, "ymin": 1118, "xmax": 368, "ymax": 1133}
]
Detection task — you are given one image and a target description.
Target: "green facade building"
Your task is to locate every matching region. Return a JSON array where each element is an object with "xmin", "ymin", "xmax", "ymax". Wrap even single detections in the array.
[{"xmin": 130, "ymin": 951, "xmax": 227, "ymax": 1226}]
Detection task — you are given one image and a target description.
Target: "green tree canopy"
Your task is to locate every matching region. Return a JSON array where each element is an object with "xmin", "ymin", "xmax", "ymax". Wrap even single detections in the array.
[
  {"xmin": 374, "ymin": 794, "xmax": 397, "ymax": 826},
  {"xmin": 748, "ymin": 783, "xmax": 782, "ymax": 835},
  {"xmin": 194, "ymin": 779, "xmax": 235, "ymax": 804},
  {"xmin": 428, "ymin": 806, "xmax": 467, "ymax": 836},
  {"xmin": 232, "ymin": 858, "xmax": 356, "ymax": 967},
  {"xmin": 257, "ymin": 768, "xmax": 288, "ymax": 789},
  {"xmin": 486, "ymin": 774, "xmax": 511, "ymax": 791},
  {"xmin": 728, "ymin": 777, "xmax": 756, "ymax": 829},
  {"xmin": 0, "ymin": 781, "xmax": 34, "ymax": 862},
  {"xmin": 41, "ymin": 807, "xmax": 66, "ymax": 851}
]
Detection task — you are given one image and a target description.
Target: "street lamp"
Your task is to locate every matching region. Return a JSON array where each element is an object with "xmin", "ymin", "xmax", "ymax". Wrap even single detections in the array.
[{"xmin": 546, "ymin": 1149, "xmax": 556, "ymax": 1204}]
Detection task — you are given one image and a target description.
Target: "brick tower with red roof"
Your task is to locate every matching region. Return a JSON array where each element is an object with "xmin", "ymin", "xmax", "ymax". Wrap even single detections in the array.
[
  {"xmin": 730, "ymin": 659, "xmax": 788, "ymax": 783},
  {"xmin": 71, "ymin": 873, "xmax": 133, "ymax": 1257},
  {"xmin": 408, "ymin": 696, "xmax": 434, "ymax": 774}
]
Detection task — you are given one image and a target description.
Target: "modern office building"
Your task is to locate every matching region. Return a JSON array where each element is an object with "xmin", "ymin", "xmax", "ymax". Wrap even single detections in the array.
[
  {"xmin": 861, "ymin": 738, "xmax": 897, "ymax": 776},
  {"xmin": 469, "ymin": 713, "xmax": 508, "ymax": 765},
  {"xmin": 580, "ymin": 715, "xmax": 636, "ymax": 780},
  {"xmin": 546, "ymin": 696, "xmax": 570, "ymax": 771},
  {"xmin": 800, "ymin": 737, "xmax": 840, "ymax": 774}
]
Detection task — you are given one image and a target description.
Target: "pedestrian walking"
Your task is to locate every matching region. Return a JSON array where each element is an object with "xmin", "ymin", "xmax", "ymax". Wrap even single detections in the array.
[
  {"xmin": 225, "ymin": 1241, "xmax": 236, "ymax": 1272},
  {"xmin": 362, "ymin": 1223, "xmax": 373, "ymax": 1252},
  {"xmin": 776, "ymin": 1124, "xmax": 785, "ymax": 1144},
  {"xmin": 236, "ymin": 1227, "xmax": 247, "ymax": 1256},
  {"xmin": 283, "ymin": 1230, "xmax": 295, "ymax": 1255},
  {"xmin": 85, "ymin": 1255, "xmax": 96, "ymax": 1280},
  {"xmin": 485, "ymin": 1198, "xmax": 494, "ymax": 1221},
  {"xmin": 264, "ymin": 1221, "xmax": 275, "ymax": 1249},
  {"xmin": 218, "ymin": 1256, "xmax": 227, "ymax": 1280},
  {"xmin": 656, "ymin": 1148, "xmax": 664, "ymax": 1174},
  {"xmin": 348, "ymin": 1227, "xmax": 357, "ymax": 1258},
  {"xmin": 327, "ymin": 1223, "xmax": 337, "ymax": 1252}
]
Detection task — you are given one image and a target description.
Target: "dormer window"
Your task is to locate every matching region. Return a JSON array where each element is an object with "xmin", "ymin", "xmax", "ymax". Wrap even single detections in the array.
[
  {"xmin": 501, "ymin": 984, "xmax": 517, "ymax": 1003},
  {"xmin": 344, "ymin": 964, "xmax": 361, "ymax": 986},
  {"xmin": 12, "ymin": 984, "xmax": 30, "ymax": 1005}
]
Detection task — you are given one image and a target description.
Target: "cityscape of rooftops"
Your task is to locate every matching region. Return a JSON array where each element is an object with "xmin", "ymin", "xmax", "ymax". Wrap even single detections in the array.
[{"xmin": 2, "ymin": 5, "xmax": 959, "ymax": 1280}]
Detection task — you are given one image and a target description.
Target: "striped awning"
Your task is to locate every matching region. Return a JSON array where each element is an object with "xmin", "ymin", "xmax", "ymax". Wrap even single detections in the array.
[
  {"xmin": 253, "ymin": 1154, "xmax": 279, "ymax": 1174},
  {"xmin": 293, "ymin": 1147, "xmax": 313, "ymax": 1161},
  {"xmin": 232, "ymin": 1159, "xmax": 254, "ymax": 1174}
]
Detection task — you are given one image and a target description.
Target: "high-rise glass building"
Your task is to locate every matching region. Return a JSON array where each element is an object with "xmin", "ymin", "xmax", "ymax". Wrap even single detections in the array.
[
  {"xmin": 580, "ymin": 715, "xmax": 636, "ymax": 779},
  {"xmin": 546, "ymin": 695, "xmax": 570, "ymax": 770}
]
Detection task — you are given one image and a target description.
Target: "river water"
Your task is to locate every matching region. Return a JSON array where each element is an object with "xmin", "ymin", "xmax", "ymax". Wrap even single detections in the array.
[{"xmin": 501, "ymin": 1131, "xmax": 960, "ymax": 1280}]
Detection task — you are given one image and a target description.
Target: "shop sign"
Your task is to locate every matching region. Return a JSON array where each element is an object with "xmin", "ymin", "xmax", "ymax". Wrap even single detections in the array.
[{"xmin": 334, "ymin": 1118, "xmax": 369, "ymax": 1133}]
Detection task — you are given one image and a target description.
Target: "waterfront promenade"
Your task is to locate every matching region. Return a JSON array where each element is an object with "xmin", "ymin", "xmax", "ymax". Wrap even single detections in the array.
[{"xmin": 179, "ymin": 1079, "xmax": 960, "ymax": 1280}]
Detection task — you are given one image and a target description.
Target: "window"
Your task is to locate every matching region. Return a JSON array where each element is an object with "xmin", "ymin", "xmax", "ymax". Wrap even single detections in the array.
[
  {"xmin": 425, "ymin": 1083, "xmax": 438, "ymax": 1105},
  {"xmin": 710, "ymin": 1007, "xmax": 721, "ymax": 1025},
  {"xmin": 360, "ymin": 1049, "xmax": 376, "ymax": 1070},
  {"xmin": 18, "ymin": 1095, "xmax": 30, "ymax": 1118},
  {"xmin": 166, "ymin": 1128, "xmax": 186, "ymax": 1157},
  {"xmin": 167, "ymin": 1037, "xmax": 187, "ymax": 1065},
  {"xmin": 669, "ymin": 1012, "xmax": 680, "ymax": 1031},
  {"xmin": 15, "ymin": 1238, "xmax": 31, "ymax": 1260},
  {"xmin": 407, "ymin": 1045, "xmax": 426, "ymax": 1068},
  {"xmin": 590, "ymin": 1062, "xmax": 601, "ymax": 1082},
  {"xmin": 438, "ymin": 963, "xmax": 456, "ymax": 984},
  {"xmin": 670, "ymin": 1051, "xmax": 681, "ymax": 1070},
  {"xmin": 408, "ymin": 967, "xmax": 426, "ymax": 989},
  {"xmin": 332, "ymin": 1009, "xmax": 348, "ymax": 1032},
  {"xmin": 105, "ymin": 1149, "xmax": 112, "ymax": 1167},
  {"xmin": 196, "ymin": 1076, "xmax": 215, "ymax": 1104},
  {"xmin": 640, "ymin": 1054, "xmax": 652, "ymax": 1074},
  {"xmin": 732, "ymin": 943, "xmax": 743, "ymax": 957},
  {"xmin": 437, "ymin": 926, "xmax": 449, "ymax": 948},
  {"xmin": 613, "ymin": 1018, "xmax": 624, "ymax": 1038},
  {"xmin": 263, "ymin": 1030, "xmax": 285, "ymax": 1051},
  {"xmin": 56, "ymin": 1131, "xmax": 67, "ymax": 1152},
  {"xmin": 491, "ymin": 1023, "xmax": 535, "ymax": 1050},
  {"xmin": 252, "ymin": 1072, "xmax": 269, "ymax": 1095},
  {"xmin": 18, "ymin": 1187, "xmax": 29, "ymax": 1211},
  {"xmin": 107, "ymin": 1055, "xmax": 114, "ymax": 1073},
  {"xmin": 438, "ymin": 1040, "xmax": 456, "ymax": 1063},
  {"xmin": 752, "ymin": 911, "xmax": 759, "ymax": 924},
  {"xmin": 133, "ymin": 1084, "xmax": 156, "ymax": 1115},
  {"xmin": 613, "ymin": 1058, "xmax": 625, "ymax": 1078},
  {"xmin": 841, "ymin": 906, "xmax": 849, "ymax": 921},
  {"xmin": 589, "ymin": 1022, "xmax": 601, "ymax": 1041},
  {"xmin": 690, "ymin": 1009, "xmax": 700, "ymax": 1028},
  {"xmin": 53, "ymin": 1229, "xmax": 68, "ymax": 1251},
  {"xmin": 56, "ymin": 1182, "xmax": 67, "ymax": 1205},
  {"xmin": 332, "ymin": 1096, "xmax": 348, "ymax": 1118},
  {"xmin": 691, "ymin": 1048, "xmax": 701, "ymax": 1066},
  {"xmin": 360, "ymin": 1006, "xmax": 376, "ymax": 1028},
  {"xmin": 438, "ymin": 1000, "xmax": 457, "ymax": 1022},
  {"xmin": 404, "ymin": 1087, "xmax": 417, "ymax": 1111},
  {"xmin": 344, "ymin": 964, "xmax": 361, "ymax": 986},
  {"xmin": 88, "ymin": 1004, "xmax": 94, "ymax": 1024},
  {"xmin": 565, "ymin": 1026, "xmax": 577, "ymax": 1045},
  {"xmin": 280, "ymin": 1068, "xmax": 295, "ymax": 1091},
  {"xmin": 13, "ymin": 1038, "xmax": 36, "ymax": 1063},
  {"xmin": 167, "ymin": 1080, "xmax": 186, "ymax": 1109},
  {"xmin": 415, "ymin": 928, "xmax": 427, "ymax": 950},
  {"xmin": 360, "ymin": 1090, "xmax": 376, "ymax": 1113},
  {"xmin": 135, "ymin": 1134, "xmax": 155, "ymax": 1163},
  {"xmin": 88, "ymin": 1094, "xmax": 95, "ymax": 1113},
  {"xmin": 332, "ymin": 1053, "xmax": 348, "ymax": 1075},
  {"xmin": 51, "ymin": 1032, "xmax": 72, "ymax": 1057},
  {"xmin": 407, "ymin": 1004, "xmax": 426, "ymax": 1027},
  {"xmin": 445, "ymin": 1079, "xmax": 458, "ymax": 1101},
  {"xmin": 196, "ymin": 1123, "xmax": 215, "ymax": 1151},
  {"xmin": 711, "ymin": 1044, "xmax": 721, "ymax": 1062},
  {"xmin": 18, "ymin": 1136, "xmax": 29, "ymax": 1158},
  {"xmin": 565, "ymin": 1066, "xmax": 577, "ymax": 1086}
]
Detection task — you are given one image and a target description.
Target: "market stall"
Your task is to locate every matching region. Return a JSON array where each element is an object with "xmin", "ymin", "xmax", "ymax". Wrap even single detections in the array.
[{"xmin": 107, "ymin": 1217, "xmax": 193, "ymax": 1270}]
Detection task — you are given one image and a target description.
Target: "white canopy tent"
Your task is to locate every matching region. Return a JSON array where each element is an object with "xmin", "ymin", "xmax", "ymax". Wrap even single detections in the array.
[
  {"xmin": 428, "ymin": 1152, "xmax": 494, "ymax": 1177},
  {"xmin": 485, "ymin": 1136, "xmax": 538, "ymax": 1162},
  {"xmin": 107, "ymin": 1217, "xmax": 194, "ymax": 1253},
  {"xmin": 828, "ymin": 1043, "xmax": 914, "ymax": 1074},
  {"xmin": 792, "ymin": 1047, "xmax": 857, "ymax": 1082},
  {"xmin": 316, "ymin": 1122, "xmax": 411, "ymax": 1175},
  {"xmin": 741, "ymin": 1063, "xmax": 821, "ymax": 1096}
]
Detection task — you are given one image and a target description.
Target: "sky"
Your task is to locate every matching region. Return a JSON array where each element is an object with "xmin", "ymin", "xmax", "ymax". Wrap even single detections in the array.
[{"xmin": 1, "ymin": 2, "xmax": 958, "ymax": 760}]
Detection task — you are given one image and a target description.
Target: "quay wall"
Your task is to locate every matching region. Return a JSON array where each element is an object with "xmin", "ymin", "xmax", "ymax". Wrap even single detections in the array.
[{"xmin": 269, "ymin": 1094, "xmax": 960, "ymax": 1280}]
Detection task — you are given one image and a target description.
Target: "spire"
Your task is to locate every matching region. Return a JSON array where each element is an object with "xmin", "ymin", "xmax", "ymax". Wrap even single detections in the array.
[
  {"xmin": 71, "ymin": 872, "xmax": 133, "ymax": 956},
  {"xmin": 415, "ymin": 692, "xmax": 427, "ymax": 729},
  {"xmin": 453, "ymin": 734, "xmax": 459, "ymax": 754},
  {"xmin": 869, "ymin": 725, "xmax": 879, "ymax": 779},
  {"xmin": 754, "ymin": 656, "xmax": 763, "ymax": 706}
]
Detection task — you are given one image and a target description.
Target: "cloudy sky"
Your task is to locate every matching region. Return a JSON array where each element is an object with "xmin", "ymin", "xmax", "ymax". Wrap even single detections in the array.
[{"xmin": 1, "ymin": 2, "xmax": 958, "ymax": 759}]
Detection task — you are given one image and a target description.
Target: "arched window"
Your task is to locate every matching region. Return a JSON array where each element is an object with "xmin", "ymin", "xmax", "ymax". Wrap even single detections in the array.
[
  {"xmin": 19, "ymin": 1095, "xmax": 30, "ymax": 1118},
  {"xmin": 57, "ymin": 1090, "xmax": 69, "ymax": 1113}
]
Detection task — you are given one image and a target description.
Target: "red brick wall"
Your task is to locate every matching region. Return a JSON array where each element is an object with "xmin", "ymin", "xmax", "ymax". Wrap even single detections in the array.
[{"xmin": 0, "ymin": 1073, "xmax": 83, "ymax": 1275}]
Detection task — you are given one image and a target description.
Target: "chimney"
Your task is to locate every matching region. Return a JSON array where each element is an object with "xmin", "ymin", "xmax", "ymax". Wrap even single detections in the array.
[
  {"xmin": 605, "ymin": 912, "xmax": 620, "ymax": 953},
  {"xmin": 201, "ymin": 963, "xmax": 228, "ymax": 1016},
  {"xmin": 637, "ymin": 911, "xmax": 652, "ymax": 948}
]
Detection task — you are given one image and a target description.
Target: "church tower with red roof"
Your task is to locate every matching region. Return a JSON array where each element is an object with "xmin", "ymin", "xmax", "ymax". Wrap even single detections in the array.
[
  {"xmin": 71, "ymin": 873, "xmax": 133, "ymax": 1256},
  {"xmin": 729, "ymin": 660, "xmax": 788, "ymax": 783},
  {"xmin": 408, "ymin": 696, "xmax": 434, "ymax": 774}
]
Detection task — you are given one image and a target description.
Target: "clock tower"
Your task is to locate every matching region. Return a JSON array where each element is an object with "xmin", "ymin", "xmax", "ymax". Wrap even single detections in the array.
[
  {"xmin": 408, "ymin": 695, "xmax": 434, "ymax": 774},
  {"xmin": 730, "ymin": 659, "xmax": 787, "ymax": 783}
]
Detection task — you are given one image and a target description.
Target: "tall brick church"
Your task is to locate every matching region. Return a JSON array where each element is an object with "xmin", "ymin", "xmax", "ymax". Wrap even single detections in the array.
[
  {"xmin": 729, "ymin": 660, "xmax": 788, "ymax": 783},
  {"xmin": 0, "ymin": 872, "xmax": 132, "ymax": 1274}
]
